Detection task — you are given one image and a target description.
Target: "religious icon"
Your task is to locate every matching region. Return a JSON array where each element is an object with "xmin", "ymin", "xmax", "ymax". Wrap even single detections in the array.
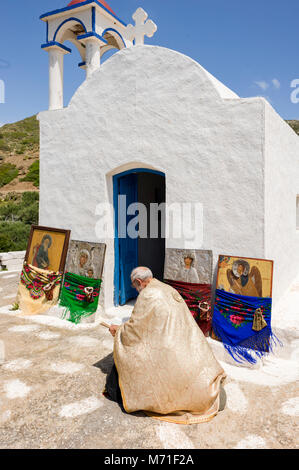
[
  {"xmin": 25, "ymin": 225, "xmax": 71, "ymax": 273},
  {"xmin": 164, "ymin": 249, "xmax": 213, "ymax": 284},
  {"xmin": 65, "ymin": 240, "xmax": 106, "ymax": 280},
  {"xmin": 227, "ymin": 259, "xmax": 263, "ymax": 297},
  {"xmin": 216, "ymin": 255, "xmax": 273, "ymax": 298},
  {"xmin": 212, "ymin": 255, "xmax": 276, "ymax": 362},
  {"xmin": 164, "ymin": 249, "xmax": 213, "ymax": 337},
  {"xmin": 32, "ymin": 234, "xmax": 52, "ymax": 270},
  {"xmin": 177, "ymin": 254, "xmax": 200, "ymax": 284},
  {"xmin": 78, "ymin": 249, "xmax": 89, "ymax": 273}
]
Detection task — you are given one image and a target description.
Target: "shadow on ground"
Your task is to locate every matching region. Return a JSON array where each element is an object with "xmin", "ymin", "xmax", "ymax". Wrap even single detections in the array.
[{"xmin": 93, "ymin": 353, "xmax": 148, "ymax": 419}]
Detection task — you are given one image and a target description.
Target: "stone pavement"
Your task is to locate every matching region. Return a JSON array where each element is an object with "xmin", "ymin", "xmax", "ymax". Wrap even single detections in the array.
[{"xmin": 0, "ymin": 272, "xmax": 298, "ymax": 449}]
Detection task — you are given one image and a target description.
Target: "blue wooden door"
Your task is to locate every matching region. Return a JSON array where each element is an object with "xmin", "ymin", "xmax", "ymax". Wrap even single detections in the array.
[{"xmin": 118, "ymin": 173, "xmax": 138, "ymax": 305}]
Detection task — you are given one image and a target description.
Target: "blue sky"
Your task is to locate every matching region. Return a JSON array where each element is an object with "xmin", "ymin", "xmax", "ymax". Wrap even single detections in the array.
[{"xmin": 1, "ymin": 0, "xmax": 299, "ymax": 125}]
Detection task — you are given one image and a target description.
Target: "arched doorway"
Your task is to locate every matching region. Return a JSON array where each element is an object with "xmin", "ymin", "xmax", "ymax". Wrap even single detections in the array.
[{"xmin": 113, "ymin": 169, "xmax": 166, "ymax": 306}]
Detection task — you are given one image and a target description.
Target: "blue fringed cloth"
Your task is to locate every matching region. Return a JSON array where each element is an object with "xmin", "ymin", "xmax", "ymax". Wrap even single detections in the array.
[{"xmin": 212, "ymin": 289, "xmax": 282, "ymax": 364}]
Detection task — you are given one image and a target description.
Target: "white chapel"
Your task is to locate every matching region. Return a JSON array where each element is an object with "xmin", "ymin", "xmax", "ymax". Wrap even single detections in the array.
[{"xmin": 38, "ymin": 0, "xmax": 299, "ymax": 310}]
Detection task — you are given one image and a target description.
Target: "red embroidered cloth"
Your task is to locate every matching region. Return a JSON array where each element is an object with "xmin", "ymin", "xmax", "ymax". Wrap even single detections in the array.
[{"xmin": 164, "ymin": 280, "xmax": 212, "ymax": 336}]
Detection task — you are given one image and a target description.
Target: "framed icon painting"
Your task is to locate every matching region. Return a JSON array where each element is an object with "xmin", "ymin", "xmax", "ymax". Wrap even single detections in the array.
[
  {"xmin": 164, "ymin": 249, "xmax": 213, "ymax": 336},
  {"xmin": 25, "ymin": 225, "xmax": 71, "ymax": 273},
  {"xmin": 164, "ymin": 249, "xmax": 213, "ymax": 284},
  {"xmin": 216, "ymin": 255, "xmax": 274, "ymax": 298},
  {"xmin": 65, "ymin": 240, "xmax": 106, "ymax": 280},
  {"xmin": 212, "ymin": 255, "xmax": 276, "ymax": 363}
]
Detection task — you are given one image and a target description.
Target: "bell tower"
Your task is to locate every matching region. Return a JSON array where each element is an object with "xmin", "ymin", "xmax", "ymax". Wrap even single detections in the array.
[{"xmin": 40, "ymin": 1, "xmax": 157, "ymax": 110}]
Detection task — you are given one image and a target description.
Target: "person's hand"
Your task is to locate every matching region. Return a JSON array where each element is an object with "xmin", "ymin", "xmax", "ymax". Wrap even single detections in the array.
[{"xmin": 109, "ymin": 325, "xmax": 119, "ymax": 337}]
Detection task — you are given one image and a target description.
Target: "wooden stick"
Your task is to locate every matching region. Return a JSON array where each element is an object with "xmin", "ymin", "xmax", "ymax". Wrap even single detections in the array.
[{"xmin": 100, "ymin": 321, "xmax": 111, "ymax": 329}]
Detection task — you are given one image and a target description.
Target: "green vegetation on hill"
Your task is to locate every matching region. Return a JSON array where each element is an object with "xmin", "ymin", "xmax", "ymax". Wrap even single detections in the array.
[
  {"xmin": 0, "ymin": 221, "xmax": 32, "ymax": 252},
  {"xmin": 21, "ymin": 160, "xmax": 40, "ymax": 187},
  {"xmin": 0, "ymin": 115, "xmax": 39, "ymax": 193},
  {"xmin": 286, "ymin": 120, "xmax": 299, "ymax": 136},
  {"xmin": 0, "ymin": 192, "xmax": 39, "ymax": 252},
  {"xmin": 0, "ymin": 163, "xmax": 18, "ymax": 188},
  {"xmin": 0, "ymin": 116, "xmax": 39, "ymax": 157}
]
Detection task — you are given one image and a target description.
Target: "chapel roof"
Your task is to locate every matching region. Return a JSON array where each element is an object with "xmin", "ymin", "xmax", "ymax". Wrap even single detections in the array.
[{"xmin": 67, "ymin": 0, "xmax": 116, "ymax": 16}]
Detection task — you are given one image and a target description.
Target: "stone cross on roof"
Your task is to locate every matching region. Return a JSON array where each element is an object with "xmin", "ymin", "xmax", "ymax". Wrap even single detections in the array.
[{"xmin": 126, "ymin": 7, "xmax": 157, "ymax": 46}]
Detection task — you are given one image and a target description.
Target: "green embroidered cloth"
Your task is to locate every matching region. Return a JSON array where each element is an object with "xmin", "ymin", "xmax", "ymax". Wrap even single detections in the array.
[{"xmin": 59, "ymin": 272, "xmax": 102, "ymax": 324}]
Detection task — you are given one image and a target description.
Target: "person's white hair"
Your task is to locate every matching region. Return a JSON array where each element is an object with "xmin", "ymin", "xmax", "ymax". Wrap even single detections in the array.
[{"xmin": 131, "ymin": 267, "xmax": 153, "ymax": 282}]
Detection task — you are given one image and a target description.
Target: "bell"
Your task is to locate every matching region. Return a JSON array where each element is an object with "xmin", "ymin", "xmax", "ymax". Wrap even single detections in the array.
[{"xmin": 252, "ymin": 308, "xmax": 268, "ymax": 332}]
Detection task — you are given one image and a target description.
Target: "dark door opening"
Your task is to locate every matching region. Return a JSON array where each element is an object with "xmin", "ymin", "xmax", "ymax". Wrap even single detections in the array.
[
  {"xmin": 114, "ymin": 169, "xmax": 166, "ymax": 306},
  {"xmin": 138, "ymin": 172, "xmax": 165, "ymax": 281}
]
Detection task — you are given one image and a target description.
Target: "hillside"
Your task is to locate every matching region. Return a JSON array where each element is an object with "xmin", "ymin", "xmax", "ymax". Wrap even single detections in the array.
[
  {"xmin": 286, "ymin": 120, "xmax": 299, "ymax": 136},
  {"xmin": 0, "ymin": 115, "xmax": 39, "ymax": 195},
  {"xmin": 0, "ymin": 116, "xmax": 39, "ymax": 251}
]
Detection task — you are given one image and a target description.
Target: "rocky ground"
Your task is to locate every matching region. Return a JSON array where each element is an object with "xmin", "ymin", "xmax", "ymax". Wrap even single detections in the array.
[{"xmin": 0, "ymin": 271, "xmax": 298, "ymax": 449}]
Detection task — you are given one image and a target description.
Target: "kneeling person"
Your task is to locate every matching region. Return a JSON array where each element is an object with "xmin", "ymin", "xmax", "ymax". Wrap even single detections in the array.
[{"xmin": 104, "ymin": 267, "xmax": 226, "ymax": 424}]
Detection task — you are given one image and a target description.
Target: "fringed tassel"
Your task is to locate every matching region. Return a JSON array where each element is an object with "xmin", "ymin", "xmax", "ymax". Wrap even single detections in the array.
[
  {"xmin": 212, "ymin": 322, "xmax": 283, "ymax": 365},
  {"xmin": 61, "ymin": 307, "xmax": 96, "ymax": 325}
]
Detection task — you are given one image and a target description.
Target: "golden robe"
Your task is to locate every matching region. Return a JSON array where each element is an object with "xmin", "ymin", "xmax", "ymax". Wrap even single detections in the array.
[{"xmin": 114, "ymin": 279, "xmax": 226, "ymax": 425}]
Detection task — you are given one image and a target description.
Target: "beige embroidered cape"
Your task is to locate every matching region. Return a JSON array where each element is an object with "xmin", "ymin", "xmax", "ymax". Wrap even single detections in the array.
[{"xmin": 114, "ymin": 279, "xmax": 226, "ymax": 425}]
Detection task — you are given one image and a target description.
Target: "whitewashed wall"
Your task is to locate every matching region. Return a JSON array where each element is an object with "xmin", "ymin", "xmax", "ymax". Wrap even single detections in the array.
[
  {"xmin": 264, "ymin": 101, "xmax": 299, "ymax": 306},
  {"xmin": 38, "ymin": 45, "xmax": 294, "ymax": 310}
]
